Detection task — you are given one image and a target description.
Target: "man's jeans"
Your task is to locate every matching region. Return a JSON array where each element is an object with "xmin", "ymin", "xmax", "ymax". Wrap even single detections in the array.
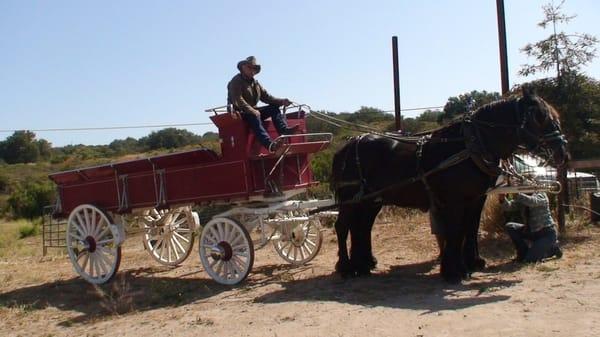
[
  {"xmin": 505, "ymin": 222, "xmax": 558, "ymax": 262},
  {"xmin": 240, "ymin": 105, "xmax": 288, "ymax": 148}
]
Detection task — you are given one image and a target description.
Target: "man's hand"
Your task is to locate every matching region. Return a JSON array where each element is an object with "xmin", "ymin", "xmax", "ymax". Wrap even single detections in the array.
[{"xmin": 281, "ymin": 98, "xmax": 292, "ymax": 107}]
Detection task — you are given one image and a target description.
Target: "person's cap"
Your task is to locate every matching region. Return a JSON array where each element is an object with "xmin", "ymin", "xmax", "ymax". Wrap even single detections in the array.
[{"xmin": 237, "ymin": 56, "xmax": 261, "ymax": 74}]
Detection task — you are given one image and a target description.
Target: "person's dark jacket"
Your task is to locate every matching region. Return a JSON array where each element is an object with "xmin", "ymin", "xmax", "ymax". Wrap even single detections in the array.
[{"xmin": 227, "ymin": 74, "xmax": 284, "ymax": 116}]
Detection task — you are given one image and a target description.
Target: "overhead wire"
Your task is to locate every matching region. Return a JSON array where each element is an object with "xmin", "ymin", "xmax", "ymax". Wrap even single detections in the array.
[
  {"xmin": 0, "ymin": 122, "xmax": 213, "ymax": 133},
  {"xmin": 0, "ymin": 105, "xmax": 444, "ymax": 134}
]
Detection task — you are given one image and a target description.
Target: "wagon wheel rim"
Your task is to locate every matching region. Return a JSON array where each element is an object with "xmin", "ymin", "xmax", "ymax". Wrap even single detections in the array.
[
  {"xmin": 66, "ymin": 204, "xmax": 121, "ymax": 284},
  {"xmin": 143, "ymin": 207, "xmax": 195, "ymax": 266},
  {"xmin": 272, "ymin": 215, "xmax": 323, "ymax": 265},
  {"xmin": 199, "ymin": 217, "xmax": 254, "ymax": 285}
]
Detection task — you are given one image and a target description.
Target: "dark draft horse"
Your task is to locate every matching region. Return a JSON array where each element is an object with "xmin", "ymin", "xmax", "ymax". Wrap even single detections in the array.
[{"xmin": 330, "ymin": 88, "xmax": 569, "ymax": 283}]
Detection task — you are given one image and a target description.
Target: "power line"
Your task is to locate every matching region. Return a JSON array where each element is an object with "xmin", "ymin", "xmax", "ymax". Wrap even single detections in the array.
[
  {"xmin": 0, "ymin": 105, "xmax": 445, "ymax": 134},
  {"xmin": 0, "ymin": 122, "xmax": 214, "ymax": 133},
  {"xmin": 383, "ymin": 105, "xmax": 444, "ymax": 113}
]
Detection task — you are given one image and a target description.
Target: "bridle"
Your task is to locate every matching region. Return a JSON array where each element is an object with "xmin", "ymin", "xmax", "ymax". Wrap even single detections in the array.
[{"xmin": 467, "ymin": 97, "xmax": 567, "ymax": 156}]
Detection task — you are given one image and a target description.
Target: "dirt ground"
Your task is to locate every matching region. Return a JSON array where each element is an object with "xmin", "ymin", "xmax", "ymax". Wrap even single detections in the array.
[{"xmin": 1, "ymin": 215, "xmax": 600, "ymax": 337}]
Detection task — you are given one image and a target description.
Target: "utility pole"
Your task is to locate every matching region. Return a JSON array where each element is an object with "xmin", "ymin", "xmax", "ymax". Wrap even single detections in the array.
[
  {"xmin": 392, "ymin": 36, "xmax": 402, "ymax": 131},
  {"xmin": 496, "ymin": 0, "xmax": 510, "ymax": 95}
]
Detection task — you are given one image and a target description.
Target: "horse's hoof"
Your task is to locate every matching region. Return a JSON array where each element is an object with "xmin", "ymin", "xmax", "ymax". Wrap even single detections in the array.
[
  {"xmin": 368, "ymin": 257, "xmax": 378, "ymax": 270},
  {"xmin": 471, "ymin": 257, "xmax": 486, "ymax": 271},
  {"xmin": 336, "ymin": 260, "xmax": 354, "ymax": 277},
  {"xmin": 442, "ymin": 272, "xmax": 463, "ymax": 284},
  {"xmin": 356, "ymin": 268, "xmax": 372, "ymax": 277}
]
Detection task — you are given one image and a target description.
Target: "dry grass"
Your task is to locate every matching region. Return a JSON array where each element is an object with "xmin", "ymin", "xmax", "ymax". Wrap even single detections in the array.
[{"xmin": 0, "ymin": 219, "xmax": 44, "ymax": 259}]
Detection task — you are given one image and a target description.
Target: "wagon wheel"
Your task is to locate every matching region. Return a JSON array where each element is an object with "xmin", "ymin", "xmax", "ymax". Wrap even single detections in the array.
[
  {"xmin": 66, "ymin": 204, "xmax": 122, "ymax": 284},
  {"xmin": 199, "ymin": 217, "xmax": 254, "ymax": 285},
  {"xmin": 272, "ymin": 212, "xmax": 323, "ymax": 265},
  {"xmin": 143, "ymin": 207, "xmax": 195, "ymax": 266}
]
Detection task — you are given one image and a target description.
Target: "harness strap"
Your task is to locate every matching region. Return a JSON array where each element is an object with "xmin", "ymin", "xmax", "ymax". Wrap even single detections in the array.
[{"xmin": 314, "ymin": 149, "xmax": 472, "ymax": 214}]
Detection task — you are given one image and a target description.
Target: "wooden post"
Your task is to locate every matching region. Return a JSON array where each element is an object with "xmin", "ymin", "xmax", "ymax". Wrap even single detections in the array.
[
  {"xmin": 392, "ymin": 36, "xmax": 402, "ymax": 131},
  {"xmin": 496, "ymin": 0, "xmax": 510, "ymax": 95},
  {"xmin": 557, "ymin": 164, "xmax": 568, "ymax": 234}
]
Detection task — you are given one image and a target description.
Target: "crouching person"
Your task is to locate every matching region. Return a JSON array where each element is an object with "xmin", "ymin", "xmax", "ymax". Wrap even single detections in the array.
[{"xmin": 499, "ymin": 192, "xmax": 562, "ymax": 263}]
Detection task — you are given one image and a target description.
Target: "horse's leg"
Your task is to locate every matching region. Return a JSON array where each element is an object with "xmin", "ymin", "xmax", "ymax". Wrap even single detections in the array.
[
  {"xmin": 463, "ymin": 196, "xmax": 487, "ymax": 273},
  {"xmin": 439, "ymin": 205, "xmax": 468, "ymax": 283},
  {"xmin": 350, "ymin": 204, "xmax": 381, "ymax": 276},
  {"xmin": 335, "ymin": 205, "xmax": 354, "ymax": 277}
]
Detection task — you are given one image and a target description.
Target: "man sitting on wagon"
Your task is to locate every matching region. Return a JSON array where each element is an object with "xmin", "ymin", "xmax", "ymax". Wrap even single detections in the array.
[{"xmin": 227, "ymin": 56, "xmax": 299, "ymax": 153}]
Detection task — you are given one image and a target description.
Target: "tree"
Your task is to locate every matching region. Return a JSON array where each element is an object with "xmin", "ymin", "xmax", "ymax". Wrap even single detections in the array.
[
  {"xmin": 139, "ymin": 128, "xmax": 201, "ymax": 150},
  {"xmin": 109, "ymin": 137, "xmax": 141, "ymax": 155},
  {"xmin": 0, "ymin": 131, "xmax": 40, "ymax": 164},
  {"xmin": 439, "ymin": 90, "xmax": 501, "ymax": 123},
  {"xmin": 524, "ymin": 73, "xmax": 600, "ymax": 159},
  {"xmin": 7, "ymin": 179, "xmax": 55, "ymax": 219},
  {"xmin": 519, "ymin": 0, "xmax": 598, "ymax": 78}
]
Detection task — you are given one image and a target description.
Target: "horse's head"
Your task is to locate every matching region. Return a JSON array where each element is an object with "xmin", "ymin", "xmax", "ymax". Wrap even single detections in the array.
[{"xmin": 516, "ymin": 87, "xmax": 569, "ymax": 166}]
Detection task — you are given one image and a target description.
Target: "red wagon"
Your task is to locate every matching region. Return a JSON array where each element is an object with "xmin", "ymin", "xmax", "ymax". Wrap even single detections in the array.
[{"xmin": 49, "ymin": 105, "xmax": 334, "ymax": 285}]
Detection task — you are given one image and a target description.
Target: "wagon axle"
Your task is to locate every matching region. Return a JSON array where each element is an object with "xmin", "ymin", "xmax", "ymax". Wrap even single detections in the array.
[
  {"xmin": 210, "ymin": 242, "xmax": 234, "ymax": 261},
  {"xmin": 84, "ymin": 236, "xmax": 97, "ymax": 253}
]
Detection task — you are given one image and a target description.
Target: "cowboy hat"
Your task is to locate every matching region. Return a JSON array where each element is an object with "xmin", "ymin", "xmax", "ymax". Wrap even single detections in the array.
[{"xmin": 237, "ymin": 56, "xmax": 261, "ymax": 74}]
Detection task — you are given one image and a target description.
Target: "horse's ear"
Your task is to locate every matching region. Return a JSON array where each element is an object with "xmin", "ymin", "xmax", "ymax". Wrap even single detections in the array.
[{"xmin": 521, "ymin": 84, "xmax": 536, "ymax": 98}]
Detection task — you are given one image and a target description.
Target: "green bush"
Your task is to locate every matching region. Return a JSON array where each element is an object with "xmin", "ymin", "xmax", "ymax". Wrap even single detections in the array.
[
  {"xmin": 18, "ymin": 222, "xmax": 39, "ymax": 238},
  {"xmin": 7, "ymin": 179, "xmax": 54, "ymax": 219}
]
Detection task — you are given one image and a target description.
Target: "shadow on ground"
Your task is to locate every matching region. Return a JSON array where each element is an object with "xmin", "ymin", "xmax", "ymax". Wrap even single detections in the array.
[
  {"xmin": 252, "ymin": 259, "xmax": 519, "ymax": 314},
  {"xmin": 0, "ymin": 266, "xmax": 231, "ymax": 326}
]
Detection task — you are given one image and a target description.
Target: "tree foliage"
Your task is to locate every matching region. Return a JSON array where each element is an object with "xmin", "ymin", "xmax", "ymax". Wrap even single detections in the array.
[
  {"xmin": 519, "ymin": 0, "xmax": 598, "ymax": 77},
  {"xmin": 0, "ymin": 131, "xmax": 42, "ymax": 164},
  {"xmin": 523, "ymin": 73, "xmax": 600, "ymax": 159},
  {"xmin": 139, "ymin": 128, "xmax": 202, "ymax": 150},
  {"xmin": 439, "ymin": 90, "xmax": 501, "ymax": 123},
  {"xmin": 7, "ymin": 179, "xmax": 55, "ymax": 219}
]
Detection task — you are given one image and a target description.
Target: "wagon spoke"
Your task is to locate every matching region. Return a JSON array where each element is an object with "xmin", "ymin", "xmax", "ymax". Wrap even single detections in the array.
[
  {"xmin": 88, "ymin": 253, "xmax": 96, "ymax": 277},
  {"xmin": 215, "ymin": 260, "xmax": 224, "ymax": 276},
  {"xmin": 170, "ymin": 237, "xmax": 181, "ymax": 259},
  {"xmin": 292, "ymin": 246, "xmax": 298, "ymax": 261},
  {"xmin": 152, "ymin": 237, "xmax": 164, "ymax": 252},
  {"xmin": 93, "ymin": 254, "xmax": 103, "ymax": 277},
  {"xmin": 75, "ymin": 213, "xmax": 88, "ymax": 236},
  {"xmin": 172, "ymin": 235, "xmax": 186, "ymax": 253},
  {"xmin": 94, "ymin": 252, "xmax": 108, "ymax": 276},
  {"xmin": 299, "ymin": 246, "xmax": 306, "ymax": 261},
  {"xmin": 69, "ymin": 232, "xmax": 84, "ymax": 242},
  {"xmin": 173, "ymin": 217, "xmax": 187, "ymax": 228},
  {"xmin": 93, "ymin": 217, "xmax": 106, "ymax": 238},
  {"xmin": 90, "ymin": 208, "xmax": 99, "ymax": 237},
  {"xmin": 217, "ymin": 222, "xmax": 225, "ymax": 241},
  {"xmin": 229, "ymin": 260, "xmax": 242, "ymax": 277},
  {"xmin": 210, "ymin": 226, "xmax": 221, "ymax": 242},
  {"xmin": 305, "ymin": 238, "xmax": 317, "ymax": 249},
  {"xmin": 96, "ymin": 238, "xmax": 115, "ymax": 246},
  {"xmin": 83, "ymin": 208, "xmax": 91, "ymax": 235},
  {"xmin": 79, "ymin": 251, "xmax": 90, "ymax": 272},
  {"xmin": 231, "ymin": 243, "xmax": 248, "ymax": 251},
  {"xmin": 96, "ymin": 225, "xmax": 111, "ymax": 241},
  {"xmin": 172, "ymin": 231, "xmax": 190, "ymax": 243},
  {"xmin": 229, "ymin": 232, "xmax": 244, "ymax": 247}
]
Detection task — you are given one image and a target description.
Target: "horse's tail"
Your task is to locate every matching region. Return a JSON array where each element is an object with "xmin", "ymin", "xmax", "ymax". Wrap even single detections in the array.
[{"xmin": 330, "ymin": 138, "xmax": 355, "ymax": 200}]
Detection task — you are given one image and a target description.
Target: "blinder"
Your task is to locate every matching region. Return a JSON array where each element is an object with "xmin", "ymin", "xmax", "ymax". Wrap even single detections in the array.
[{"xmin": 515, "ymin": 98, "xmax": 567, "ymax": 153}]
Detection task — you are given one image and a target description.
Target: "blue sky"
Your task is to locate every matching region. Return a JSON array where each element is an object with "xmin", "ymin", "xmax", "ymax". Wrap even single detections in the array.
[{"xmin": 1, "ymin": 0, "xmax": 599, "ymax": 146}]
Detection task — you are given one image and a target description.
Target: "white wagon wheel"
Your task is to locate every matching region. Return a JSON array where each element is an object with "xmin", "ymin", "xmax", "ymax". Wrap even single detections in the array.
[
  {"xmin": 66, "ymin": 204, "xmax": 122, "ymax": 284},
  {"xmin": 272, "ymin": 212, "xmax": 323, "ymax": 265},
  {"xmin": 199, "ymin": 217, "xmax": 254, "ymax": 285},
  {"xmin": 143, "ymin": 207, "xmax": 195, "ymax": 266}
]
